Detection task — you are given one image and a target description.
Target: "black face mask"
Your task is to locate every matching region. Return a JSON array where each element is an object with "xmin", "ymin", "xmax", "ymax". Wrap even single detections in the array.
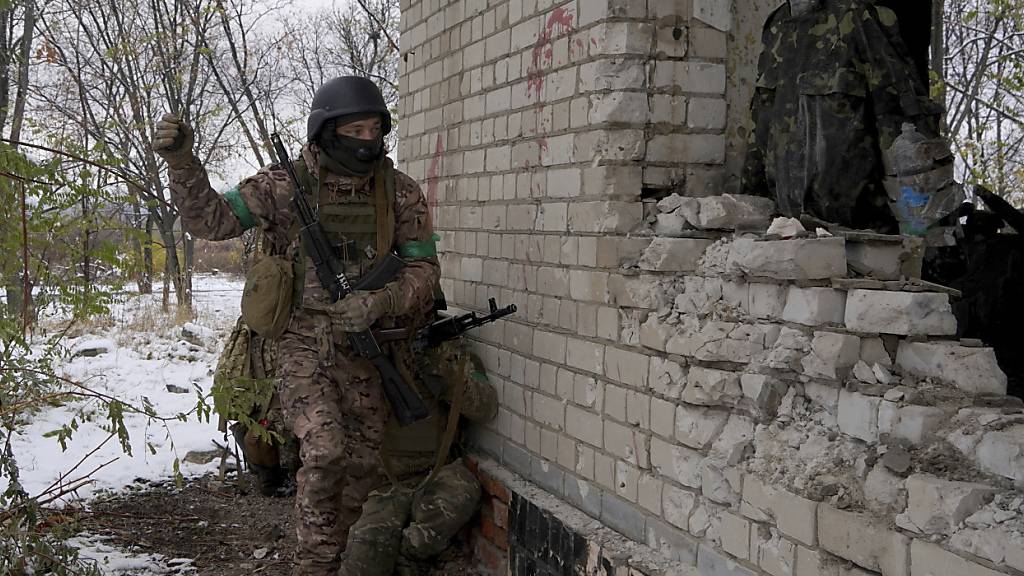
[{"xmin": 318, "ymin": 132, "xmax": 384, "ymax": 176}]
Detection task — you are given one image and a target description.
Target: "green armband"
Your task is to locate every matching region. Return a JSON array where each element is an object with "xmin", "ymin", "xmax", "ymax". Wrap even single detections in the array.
[
  {"xmin": 223, "ymin": 186, "xmax": 256, "ymax": 231},
  {"xmin": 398, "ymin": 233, "xmax": 440, "ymax": 258}
]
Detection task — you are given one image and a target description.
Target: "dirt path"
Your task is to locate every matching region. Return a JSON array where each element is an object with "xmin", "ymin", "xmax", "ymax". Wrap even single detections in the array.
[{"xmin": 74, "ymin": 472, "xmax": 482, "ymax": 575}]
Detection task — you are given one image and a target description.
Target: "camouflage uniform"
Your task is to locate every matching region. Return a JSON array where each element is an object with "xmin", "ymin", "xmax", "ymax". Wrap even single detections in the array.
[
  {"xmin": 741, "ymin": 0, "xmax": 944, "ymax": 232},
  {"xmin": 338, "ymin": 339, "xmax": 498, "ymax": 576},
  {"xmin": 169, "ymin": 146, "xmax": 439, "ymax": 576}
]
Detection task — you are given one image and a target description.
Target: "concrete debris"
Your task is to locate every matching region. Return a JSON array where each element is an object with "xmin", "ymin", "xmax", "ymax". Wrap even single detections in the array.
[
  {"xmin": 766, "ymin": 216, "xmax": 805, "ymax": 238},
  {"xmin": 882, "ymin": 446, "xmax": 912, "ymax": 474},
  {"xmin": 852, "ymin": 360, "xmax": 877, "ymax": 384},
  {"xmin": 676, "ymin": 194, "xmax": 776, "ymax": 231}
]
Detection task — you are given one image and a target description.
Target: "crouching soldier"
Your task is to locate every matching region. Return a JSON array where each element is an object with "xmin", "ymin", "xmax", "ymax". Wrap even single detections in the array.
[{"xmin": 338, "ymin": 337, "xmax": 498, "ymax": 576}]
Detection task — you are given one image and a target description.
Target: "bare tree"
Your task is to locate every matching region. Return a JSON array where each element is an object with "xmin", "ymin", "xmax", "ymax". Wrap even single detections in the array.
[{"xmin": 941, "ymin": 0, "xmax": 1024, "ymax": 202}]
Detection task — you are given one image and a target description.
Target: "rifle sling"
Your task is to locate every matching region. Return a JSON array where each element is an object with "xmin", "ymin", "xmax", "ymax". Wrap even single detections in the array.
[{"xmin": 420, "ymin": 363, "xmax": 467, "ymax": 490}]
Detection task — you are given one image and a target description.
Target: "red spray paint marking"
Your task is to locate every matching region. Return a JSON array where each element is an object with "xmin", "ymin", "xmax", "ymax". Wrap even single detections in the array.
[
  {"xmin": 526, "ymin": 7, "xmax": 576, "ymax": 100},
  {"xmin": 425, "ymin": 133, "xmax": 444, "ymax": 212}
]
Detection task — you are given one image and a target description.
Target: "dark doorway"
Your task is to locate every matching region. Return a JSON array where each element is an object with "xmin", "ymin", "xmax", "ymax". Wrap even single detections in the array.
[{"xmin": 876, "ymin": 0, "xmax": 933, "ymax": 82}]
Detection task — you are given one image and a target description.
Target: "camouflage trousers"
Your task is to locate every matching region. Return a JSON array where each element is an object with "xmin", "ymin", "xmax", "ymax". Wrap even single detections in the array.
[
  {"xmin": 277, "ymin": 311, "xmax": 389, "ymax": 576},
  {"xmin": 338, "ymin": 460, "xmax": 481, "ymax": 576}
]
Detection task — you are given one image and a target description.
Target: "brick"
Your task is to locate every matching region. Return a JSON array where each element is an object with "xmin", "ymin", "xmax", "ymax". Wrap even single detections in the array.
[
  {"xmin": 608, "ymin": 274, "xmax": 668, "ymax": 309},
  {"xmin": 639, "ymin": 237, "xmax": 714, "ymax": 272},
  {"xmin": 904, "ymin": 474, "xmax": 996, "ymax": 535},
  {"xmin": 697, "ymin": 543, "xmax": 759, "ymax": 576},
  {"xmin": 564, "ymin": 475, "xmax": 602, "ymax": 519},
  {"xmin": 838, "ymin": 389, "xmax": 881, "ymax": 443},
  {"xmin": 818, "ymin": 505, "xmax": 909, "ymax": 576},
  {"xmin": 748, "ymin": 282, "xmax": 788, "ymax": 320},
  {"xmin": 896, "ymin": 342, "xmax": 1007, "ymax": 396},
  {"xmin": 754, "ymin": 527, "xmax": 796, "ymax": 576},
  {"xmin": 773, "ymin": 489, "xmax": 818, "ymax": 548},
  {"xmin": 911, "ymin": 540, "xmax": 1005, "ymax": 576},
  {"xmin": 570, "ymin": 270, "xmax": 611, "ymax": 303},
  {"xmin": 651, "ymin": 397, "xmax": 675, "ymax": 438},
  {"xmin": 682, "ymin": 366, "xmax": 741, "ymax": 407},
  {"xmin": 675, "ymin": 404, "xmax": 728, "ymax": 449},
  {"xmin": 589, "ymin": 91, "xmax": 650, "ymax": 124},
  {"xmin": 567, "ymin": 338, "xmax": 605, "ymax": 375},
  {"xmin": 589, "ymin": 21, "xmax": 653, "ymax": 56},
  {"xmin": 650, "ymin": 437, "xmax": 702, "ymax": 488},
  {"xmin": 975, "ymin": 425, "xmax": 1024, "ymax": 482},
  {"xmin": 503, "ymin": 442, "xmax": 533, "ymax": 478},
  {"xmin": 568, "ymin": 201, "xmax": 644, "ymax": 234},
  {"xmin": 801, "ymin": 331, "xmax": 861, "ymax": 381},
  {"xmin": 604, "ymin": 347, "xmax": 650, "ymax": 388},
  {"xmin": 638, "ymin": 474, "xmax": 663, "ymax": 515},
  {"xmin": 845, "ymin": 290, "xmax": 957, "ymax": 337},
  {"xmin": 662, "ymin": 483, "xmax": 696, "ymax": 530},
  {"xmin": 565, "ymin": 405, "xmax": 603, "ymax": 447},
  {"xmin": 532, "ymin": 330, "xmax": 567, "ymax": 363},
  {"xmin": 721, "ymin": 512, "xmax": 751, "ymax": 561},
  {"xmin": 646, "ymin": 518, "xmax": 700, "ymax": 565},
  {"xmin": 601, "ymin": 492, "xmax": 647, "ymax": 544},
  {"xmin": 729, "ymin": 237, "xmax": 847, "ymax": 280},
  {"xmin": 603, "ymin": 419, "xmax": 648, "ymax": 467},
  {"xmin": 531, "ymin": 457, "xmax": 564, "ymax": 496},
  {"xmin": 605, "ymin": 384, "xmax": 628, "ymax": 421},
  {"xmin": 782, "ymin": 287, "xmax": 847, "ymax": 327}
]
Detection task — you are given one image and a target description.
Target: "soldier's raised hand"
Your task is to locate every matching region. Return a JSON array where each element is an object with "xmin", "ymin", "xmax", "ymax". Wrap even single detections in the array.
[{"xmin": 152, "ymin": 113, "xmax": 195, "ymax": 169}]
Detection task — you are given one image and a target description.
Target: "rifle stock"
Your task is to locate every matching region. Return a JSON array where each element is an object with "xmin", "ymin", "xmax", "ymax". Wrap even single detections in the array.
[{"xmin": 271, "ymin": 133, "xmax": 428, "ymax": 426}]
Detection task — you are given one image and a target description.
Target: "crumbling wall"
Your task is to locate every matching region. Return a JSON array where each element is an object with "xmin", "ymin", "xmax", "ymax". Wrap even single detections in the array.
[
  {"xmin": 472, "ymin": 194, "xmax": 1024, "ymax": 576},
  {"xmin": 396, "ymin": 1, "xmax": 1024, "ymax": 575}
]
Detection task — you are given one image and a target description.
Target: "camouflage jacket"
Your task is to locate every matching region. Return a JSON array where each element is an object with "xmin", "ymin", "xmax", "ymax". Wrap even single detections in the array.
[
  {"xmin": 169, "ymin": 146, "xmax": 440, "ymax": 323},
  {"xmin": 741, "ymin": 0, "xmax": 943, "ymax": 232}
]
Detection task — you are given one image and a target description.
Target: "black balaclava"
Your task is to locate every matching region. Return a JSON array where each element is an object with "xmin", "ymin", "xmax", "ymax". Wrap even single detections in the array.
[{"xmin": 317, "ymin": 113, "xmax": 385, "ymax": 177}]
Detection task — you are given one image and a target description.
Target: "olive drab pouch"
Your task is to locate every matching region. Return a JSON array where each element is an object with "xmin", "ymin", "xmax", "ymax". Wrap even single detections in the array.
[{"xmin": 240, "ymin": 253, "xmax": 294, "ymax": 340}]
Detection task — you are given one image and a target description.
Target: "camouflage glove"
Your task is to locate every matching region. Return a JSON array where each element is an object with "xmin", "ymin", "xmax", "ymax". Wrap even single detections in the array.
[
  {"xmin": 152, "ymin": 113, "xmax": 195, "ymax": 169},
  {"xmin": 330, "ymin": 289, "xmax": 392, "ymax": 333}
]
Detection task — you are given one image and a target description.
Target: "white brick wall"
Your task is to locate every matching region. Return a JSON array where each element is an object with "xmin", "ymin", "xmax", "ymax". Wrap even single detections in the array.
[{"xmin": 398, "ymin": 1, "xmax": 1022, "ymax": 576}]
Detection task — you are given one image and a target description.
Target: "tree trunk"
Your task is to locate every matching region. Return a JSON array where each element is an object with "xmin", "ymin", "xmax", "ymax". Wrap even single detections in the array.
[
  {"xmin": 0, "ymin": 6, "xmax": 13, "ymax": 133},
  {"xmin": 931, "ymin": 0, "xmax": 946, "ymax": 123},
  {"xmin": 182, "ymin": 230, "xmax": 193, "ymax": 308},
  {"xmin": 142, "ymin": 214, "xmax": 154, "ymax": 294},
  {"xmin": 8, "ymin": 0, "xmax": 34, "ymax": 144}
]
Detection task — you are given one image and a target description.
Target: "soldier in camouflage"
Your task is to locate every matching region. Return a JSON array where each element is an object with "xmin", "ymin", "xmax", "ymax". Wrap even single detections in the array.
[
  {"xmin": 153, "ymin": 76, "xmax": 440, "ymax": 576},
  {"xmin": 741, "ymin": 0, "xmax": 949, "ymax": 232},
  {"xmin": 339, "ymin": 337, "xmax": 498, "ymax": 576}
]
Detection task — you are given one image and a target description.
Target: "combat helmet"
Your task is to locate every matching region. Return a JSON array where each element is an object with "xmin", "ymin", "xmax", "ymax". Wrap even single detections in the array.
[{"xmin": 306, "ymin": 76, "xmax": 392, "ymax": 143}]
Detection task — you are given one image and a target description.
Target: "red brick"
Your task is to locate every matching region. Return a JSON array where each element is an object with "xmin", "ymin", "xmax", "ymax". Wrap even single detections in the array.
[
  {"xmin": 473, "ymin": 528, "xmax": 509, "ymax": 576},
  {"xmin": 479, "ymin": 508, "xmax": 509, "ymax": 551},
  {"xmin": 480, "ymin": 472, "xmax": 511, "ymax": 503},
  {"xmin": 493, "ymin": 499, "xmax": 509, "ymax": 530}
]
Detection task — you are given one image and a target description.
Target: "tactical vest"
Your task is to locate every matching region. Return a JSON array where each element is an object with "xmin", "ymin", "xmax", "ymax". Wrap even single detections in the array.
[{"xmin": 292, "ymin": 158, "xmax": 397, "ymax": 298}]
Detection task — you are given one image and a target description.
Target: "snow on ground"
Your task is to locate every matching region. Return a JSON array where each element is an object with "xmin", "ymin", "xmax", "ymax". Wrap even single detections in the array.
[
  {"xmin": 68, "ymin": 534, "xmax": 197, "ymax": 575},
  {"xmin": 3, "ymin": 274, "xmax": 245, "ymax": 574}
]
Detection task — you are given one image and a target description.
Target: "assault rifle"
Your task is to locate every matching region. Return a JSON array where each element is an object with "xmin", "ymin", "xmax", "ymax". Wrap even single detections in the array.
[
  {"xmin": 270, "ymin": 133, "xmax": 429, "ymax": 426},
  {"xmin": 414, "ymin": 298, "xmax": 517, "ymax": 350}
]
